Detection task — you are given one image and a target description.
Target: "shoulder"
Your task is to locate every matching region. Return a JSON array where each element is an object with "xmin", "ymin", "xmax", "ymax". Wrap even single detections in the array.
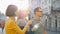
[
  {"xmin": 5, "ymin": 19, "xmax": 15, "ymax": 27},
  {"xmin": 5, "ymin": 19, "xmax": 11, "ymax": 24},
  {"xmin": 7, "ymin": 19, "xmax": 15, "ymax": 24}
]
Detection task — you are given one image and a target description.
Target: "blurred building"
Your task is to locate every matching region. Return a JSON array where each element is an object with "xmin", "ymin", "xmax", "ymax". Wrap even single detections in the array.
[
  {"xmin": 0, "ymin": 12, "xmax": 6, "ymax": 23},
  {"xmin": 40, "ymin": 0, "xmax": 60, "ymax": 32},
  {"xmin": 41, "ymin": 0, "xmax": 51, "ymax": 15},
  {"xmin": 51, "ymin": 0, "xmax": 60, "ymax": 31}
]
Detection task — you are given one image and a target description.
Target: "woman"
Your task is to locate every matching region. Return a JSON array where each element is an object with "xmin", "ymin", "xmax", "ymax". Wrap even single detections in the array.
[{"xmin": 5, "ymin": 5, "xmax": 30, "ymax": 34}]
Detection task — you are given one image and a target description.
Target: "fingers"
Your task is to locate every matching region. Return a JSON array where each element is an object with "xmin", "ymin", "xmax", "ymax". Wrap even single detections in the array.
[
  {"xmin": 31, "ymin": 27, "xmax": 34, "ymax": 31},
  {"xmin": 27, "ymin": 20, "xmax": 32, "ymax": 25}
]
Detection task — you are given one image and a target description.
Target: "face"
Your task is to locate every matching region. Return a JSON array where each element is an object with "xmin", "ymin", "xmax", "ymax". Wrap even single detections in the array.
[{"xmin": 36, "ymin": 9, "xmax": 43, "ymax": 17}]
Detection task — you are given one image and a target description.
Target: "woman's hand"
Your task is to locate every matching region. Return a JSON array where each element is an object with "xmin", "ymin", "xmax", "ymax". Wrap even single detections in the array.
[
  {"xmin": 26, "ymin": 21, "xmax": 32, "ymax": 26},
  {"xmin": 31, "ymin": 27, "xmax": 34, "ymax": 31}
]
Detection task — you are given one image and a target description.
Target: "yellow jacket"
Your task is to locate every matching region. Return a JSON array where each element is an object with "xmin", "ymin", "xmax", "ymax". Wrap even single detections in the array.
[{"xmin": 5, "ymin": 18, "xmax": 28, "ymax": 34}]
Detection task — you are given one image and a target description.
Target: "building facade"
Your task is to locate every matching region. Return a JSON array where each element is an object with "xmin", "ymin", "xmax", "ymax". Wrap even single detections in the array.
[{"xmin": 40, "ymin": 0, "xmax": 60, "ymax": 31}]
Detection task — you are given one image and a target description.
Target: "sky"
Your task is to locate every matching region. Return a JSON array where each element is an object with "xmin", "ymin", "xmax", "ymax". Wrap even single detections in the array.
[{"xmin": 0, "ymin": 0, "xmax": 29, "ymax": 14}]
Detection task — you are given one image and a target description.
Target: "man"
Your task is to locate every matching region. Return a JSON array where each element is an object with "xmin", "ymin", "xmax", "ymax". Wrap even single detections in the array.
[{"xmin": 30, "ymin": 7, "xmax": 47, "ymax": 34}]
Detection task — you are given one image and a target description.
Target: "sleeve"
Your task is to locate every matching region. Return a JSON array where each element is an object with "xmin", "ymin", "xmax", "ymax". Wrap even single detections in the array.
[{"xmin": 10, "ymin": 20, "xmax": 28, "ymax": 34}]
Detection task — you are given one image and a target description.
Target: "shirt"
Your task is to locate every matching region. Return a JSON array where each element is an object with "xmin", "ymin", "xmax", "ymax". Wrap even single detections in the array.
[
  {"xmin": 5, "ymin": 18, "xmax": 28, "ymax": 34},
  {"xmin": 31, "ymin": 18, "xmax": 44, "ymax": 34}
]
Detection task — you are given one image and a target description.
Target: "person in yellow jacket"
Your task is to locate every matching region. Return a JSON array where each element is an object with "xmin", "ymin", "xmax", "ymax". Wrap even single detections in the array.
[{"xmin": 5, "ymin": 5, "xmax": 31, "ymax": 34}]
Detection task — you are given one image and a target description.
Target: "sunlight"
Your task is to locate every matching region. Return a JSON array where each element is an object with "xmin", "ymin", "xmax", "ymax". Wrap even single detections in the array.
[{"xmin": 0, "ymin": 0, "xmax": 29, "ymax": 14}]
